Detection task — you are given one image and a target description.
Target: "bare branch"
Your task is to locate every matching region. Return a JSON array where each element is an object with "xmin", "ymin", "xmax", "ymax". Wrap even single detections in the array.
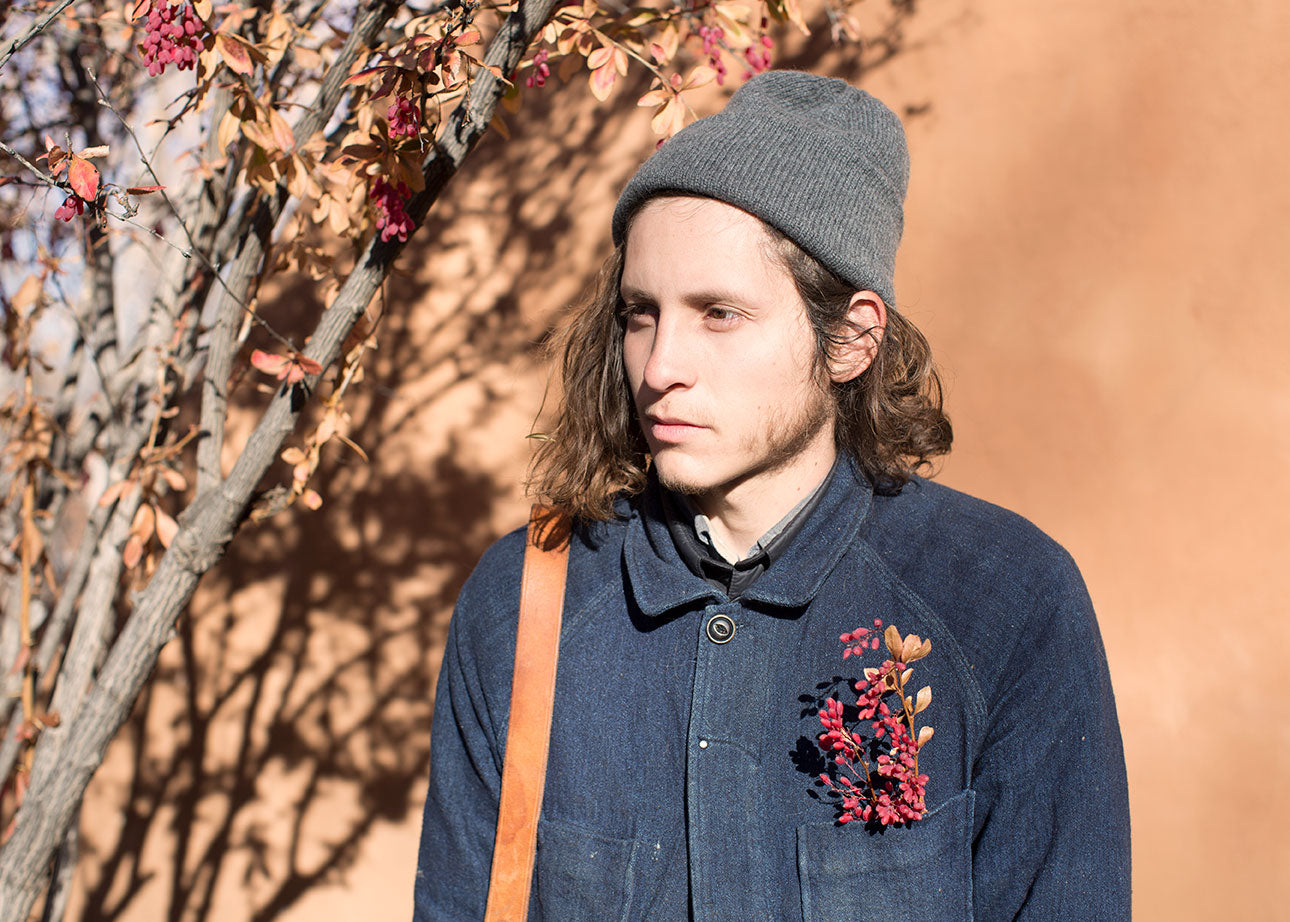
[
  {"xmin": 0, "ymin": 0, "xmax": 559, "ymax": 910},
  {"xmin": 0, "ymin": 0, "xmax": 79, "ymax": 74}
]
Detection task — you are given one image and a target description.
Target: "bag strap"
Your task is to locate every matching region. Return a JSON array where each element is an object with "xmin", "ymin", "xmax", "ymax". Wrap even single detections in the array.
[{"xmin": 484, "ymin": 504, "xmax": 571, "ymax": 922}]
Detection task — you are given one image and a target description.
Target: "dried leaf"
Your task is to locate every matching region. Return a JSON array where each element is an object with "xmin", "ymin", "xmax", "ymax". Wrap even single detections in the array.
[
  {"xmin": 160, "ymin": 467, "xmax": 188, "ymax": 492},
  {"xmin": 269, "ymin": 109, "xmax": 294, "ymax": 152},
  {"xmin": 79, "ymin": 145, "xmax": 110, "ymax": 159},
  {"xmin": 914, "ymin": 686, "xmax": 932, "ymax": 715},
  {"xmin": 125, "ymin": 185, "xmax": 165, "ymax": 195},
  {"xmin": 122, "ymin": 533, "xmax": 144, "ymax": 569},
  {"xmin": 904, "ymin": 636, "xmax": 932, "ymax": 663},
  {"xmin": 294, "ymin": 355, "xmax": 323, "ymax": 375},
  {"xmin": 131, "ymin": 503, "xmax": 156, "ymax": 540},
  {"xmin": 97, "ymin": 479, "xmax": 132, "ymax": 507},
  {"xmin": 342, "ymin": 64, "xmax": 388, "ymax": 86},
  {"xmin": 884, "ymin": 624, "xmax": 902, "ymax": 658},
  {"xmin": 917, "ymin": 725, "xmax": 935, "ymax": 748},
  {"xmin": 154, "ymin": 509, "xmax": 178, "ymax": 548},
  {"xmin": 281, "ymin": 446, "xmax": 307, "ymax": 465},
  {"xmin": 301, "ymin": 489, "xmax": 323, "ymax": 510},
  {"xmin": 68, "ymin": 155, "xmax": 100, "ymax": 200},
  {"xmin": 216, "ymin": 33, "xmax": 253, "ymax": 75},
  {"xmin": 12, "ymin": 276, "xmax": 42, "ymax": 316}
]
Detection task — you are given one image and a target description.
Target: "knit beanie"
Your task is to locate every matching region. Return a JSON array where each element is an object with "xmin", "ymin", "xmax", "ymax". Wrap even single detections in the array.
[{"xmin": 611, "ymin": 70, "xmax": 909, "ymax": 307}]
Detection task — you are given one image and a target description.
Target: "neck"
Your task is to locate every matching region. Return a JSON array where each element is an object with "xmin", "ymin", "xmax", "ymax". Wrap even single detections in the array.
[{"xmin": 692, "ymin": 442, "xmax": 837, "ymax": 560}]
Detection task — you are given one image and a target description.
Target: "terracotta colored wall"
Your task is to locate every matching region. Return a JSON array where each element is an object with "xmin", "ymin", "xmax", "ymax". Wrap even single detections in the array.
[{"xmin": 68, "ymin": 0, "xmax": 1289, "ymax": 919}]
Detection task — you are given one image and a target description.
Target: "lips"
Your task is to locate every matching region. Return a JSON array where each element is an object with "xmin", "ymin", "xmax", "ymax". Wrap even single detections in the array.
[{"xmin": 644, "ymin": 414, "xmax": 705, "ymax": 444}]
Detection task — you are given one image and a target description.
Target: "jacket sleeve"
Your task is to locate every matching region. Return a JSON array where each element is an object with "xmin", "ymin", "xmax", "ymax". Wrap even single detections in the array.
[
  {"xmin": 413, "ymin": 531, "xmax": 527, "ymax": 921},
  {"xmin": 969, "ymin": 556, "xmax": 1131, "ymax": 921}
]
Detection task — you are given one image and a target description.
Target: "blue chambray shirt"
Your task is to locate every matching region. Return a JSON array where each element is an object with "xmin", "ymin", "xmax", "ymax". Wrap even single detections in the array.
[{"xmin": 414, "ymin": 458, "xmax": 1131, "ymax": 920}]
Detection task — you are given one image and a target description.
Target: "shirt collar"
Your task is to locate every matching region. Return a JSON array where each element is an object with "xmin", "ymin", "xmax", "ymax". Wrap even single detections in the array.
[{"xmin": 623, "ymin": 455, "xmax": 873, "ymax": 617}]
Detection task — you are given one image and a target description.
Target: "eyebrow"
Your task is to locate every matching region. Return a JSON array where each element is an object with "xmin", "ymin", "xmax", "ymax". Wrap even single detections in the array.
[{"xmin": 618, "ymin": 284, "xmax": 755, "ymax": 308}]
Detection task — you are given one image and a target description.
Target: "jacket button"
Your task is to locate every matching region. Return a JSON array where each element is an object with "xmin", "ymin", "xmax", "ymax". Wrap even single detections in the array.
[{"xmin": 706, "ymin": 614, "xmax": 736, "ymax": 644}]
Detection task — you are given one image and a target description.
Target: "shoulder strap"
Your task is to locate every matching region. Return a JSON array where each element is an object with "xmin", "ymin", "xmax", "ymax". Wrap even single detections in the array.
[{"xmin": 484, "ymin": 504, "xmax": 571, "ymax": 922}]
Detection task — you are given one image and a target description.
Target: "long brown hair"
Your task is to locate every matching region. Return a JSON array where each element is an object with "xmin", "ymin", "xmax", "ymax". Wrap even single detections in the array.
[{"xmin": 528, "ymin": 207, "xmax": 952, "ymax": 521}]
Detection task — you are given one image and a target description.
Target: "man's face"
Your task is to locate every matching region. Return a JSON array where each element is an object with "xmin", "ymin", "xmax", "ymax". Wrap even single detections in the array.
[{"xmin": 621, "ymin": 196, "xmax": 837, "ymax": 509}]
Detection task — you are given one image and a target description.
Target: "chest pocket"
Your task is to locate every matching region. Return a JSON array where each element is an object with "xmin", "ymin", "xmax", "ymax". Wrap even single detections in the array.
[
  {"xmin": 795, "ymin": 789, "xmax": 974, "ymax": 922},
  {"xmin": 533, "ymin": 816, "xmax": 640, "ymax": 922}
]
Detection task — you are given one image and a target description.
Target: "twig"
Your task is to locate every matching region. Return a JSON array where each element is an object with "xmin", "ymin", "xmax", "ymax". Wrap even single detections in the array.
[
  {"xmin": 0, "ymin": 0, "xmax": 79, "ymax": 74},
  {"xmin": 0, "ymin": 141, "xmax": 60, "ymax": 191},
  {"xmin": 83, "ymin": 67, "xmax": 299, "ymax": 354}
]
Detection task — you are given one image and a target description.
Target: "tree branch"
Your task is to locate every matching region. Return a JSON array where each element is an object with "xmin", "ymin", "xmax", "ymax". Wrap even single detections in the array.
[
  {"xmin": 0, "ymin": 0, "xmax": 558, "ymax": 911},
  {"xmin": 0, "ymin": 0, "xmax": 79, "ymax": 74}
]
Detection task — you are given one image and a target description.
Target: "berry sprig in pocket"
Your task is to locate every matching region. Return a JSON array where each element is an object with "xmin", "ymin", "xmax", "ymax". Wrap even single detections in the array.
[{"xmin": 815, "ymin": 621, "xmax": 934, "ymax": 827}]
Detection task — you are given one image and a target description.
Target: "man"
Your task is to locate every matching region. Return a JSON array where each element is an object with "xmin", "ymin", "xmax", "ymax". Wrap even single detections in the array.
[{"xmin": 415, "ymin": 71, "xmax": 1130, "ymax": 920}]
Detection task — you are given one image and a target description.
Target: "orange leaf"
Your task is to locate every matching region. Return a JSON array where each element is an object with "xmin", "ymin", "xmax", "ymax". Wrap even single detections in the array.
[
  {"xmin": 131, "ymin": 503, "xmax": 156, "ymax": 540},
  {"xmin": 586, "ymin": 45, "xmax": 613, "ymax": 69},
  {"xmin": 454, "ymin": 29, "xmax": 481, "ymax": 46},
  {"xmin": 155, "ymin": 509, "xmax": 178, "ymax": 548},
  {"xmin": 281, "ymin": 446, "xmax": 307, "ymax": 465},
  {"xmin": 650, "ymin": 97, "xmax": 685, "ymax": 137},
  {"xmin": 683, "ymin": 64, "xmax": 717, "ymax": 90},
  {"xmin": 342, "ymin": 65, "xmax": 388, "ymax": 86},
  {"xmin": 294, "ymin": 355, "xmax": 323, "ymax": 375},
  {"xmin": 122, "ymin": 534, "xmax": 144, "ymax": 569},
  {"xmin": 589, "ymin": 63, "xmax": 617, "ymax": 101},
  {"xmin": 216, "ymin": 33, "xmax": 253, "ymax": 75},
  {"xmin": 126, "ymin": 185, "xmax": 165, "ymax": 195},
  {"xmin": 97, "ymin": 479, "xmax": 130, "ymax": 507},
  {"xmin": 160, "ymin": 467, "xmax": 188, "ymax": 492},
  {"xmin": 68, "ymin": 155, "xmax": 99, "ymax": 200},
  {"xmin": 250, "ymin": 349, "xmax": 290, "ymax": 377}
]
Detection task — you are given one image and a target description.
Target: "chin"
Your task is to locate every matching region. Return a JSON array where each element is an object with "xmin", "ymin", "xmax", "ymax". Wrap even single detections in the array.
[{"xmin": 650, "ymin": 453, "xmax": 720, "ymax": 497}]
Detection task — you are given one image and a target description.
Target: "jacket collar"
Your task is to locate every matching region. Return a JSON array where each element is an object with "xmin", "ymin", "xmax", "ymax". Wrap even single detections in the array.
[{"xmin": 623, "ymin": 456, "xmax": 874, "ymax": 617}]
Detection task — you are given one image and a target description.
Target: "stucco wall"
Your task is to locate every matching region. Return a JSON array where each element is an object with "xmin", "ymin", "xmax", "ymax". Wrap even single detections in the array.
[{"xmin": 69, "ymin": 0, "xmax": 1289, "ymax": 919}]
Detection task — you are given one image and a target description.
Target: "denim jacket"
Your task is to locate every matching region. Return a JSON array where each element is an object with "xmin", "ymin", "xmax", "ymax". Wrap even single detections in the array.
[{"xmin": 414, "ymin": 459, "xmax": 1131, "ymax": 920}]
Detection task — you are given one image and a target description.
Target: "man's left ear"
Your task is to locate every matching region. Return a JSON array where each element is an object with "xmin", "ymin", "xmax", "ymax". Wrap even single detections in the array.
[{"xmin": 828, "ymin": 290, "xmax": 887, "ymax": 383}]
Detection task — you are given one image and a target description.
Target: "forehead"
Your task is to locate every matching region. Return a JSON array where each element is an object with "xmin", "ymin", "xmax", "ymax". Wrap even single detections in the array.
[{"xmin": 620, "ymin": 197, "xmax": 788, "ymax": 295}]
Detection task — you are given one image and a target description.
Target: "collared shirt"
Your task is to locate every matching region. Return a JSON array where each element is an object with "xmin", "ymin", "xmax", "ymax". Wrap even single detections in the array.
[
  {"xmin": 414, "ymin": 458, "xmax": 1131, "ymax": 921},
  {"xmin": 662, "ymin": 459, "xmax": 838, "ymax": 599}
]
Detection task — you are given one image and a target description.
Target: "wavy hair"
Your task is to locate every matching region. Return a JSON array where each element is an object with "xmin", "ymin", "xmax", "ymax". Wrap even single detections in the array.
[{"xmin": 528, "ymin": 207, "xmax": 952, "ymax": 521}]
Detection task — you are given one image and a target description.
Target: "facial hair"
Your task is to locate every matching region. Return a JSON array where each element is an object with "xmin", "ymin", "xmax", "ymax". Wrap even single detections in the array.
[{"xmin": 657, "ymin": 382, "xmax": 834, "ymax": 497}]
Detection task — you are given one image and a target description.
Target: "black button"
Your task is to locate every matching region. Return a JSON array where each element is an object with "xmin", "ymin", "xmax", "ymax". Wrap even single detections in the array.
[{"xmin": 706, "ymin": 614, "xmax": 736, "ymax": 644}]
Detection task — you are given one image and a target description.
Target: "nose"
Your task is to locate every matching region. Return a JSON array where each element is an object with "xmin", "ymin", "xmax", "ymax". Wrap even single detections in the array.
[{"xmin": 638, "ymin": 310, "xmax": 697, "ymax": 394}]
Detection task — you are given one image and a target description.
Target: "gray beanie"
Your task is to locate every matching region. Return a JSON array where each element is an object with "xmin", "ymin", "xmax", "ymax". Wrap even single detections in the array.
[{"xmin": 611, "ymin": 70, "xmax": 909, "ymax": 307}]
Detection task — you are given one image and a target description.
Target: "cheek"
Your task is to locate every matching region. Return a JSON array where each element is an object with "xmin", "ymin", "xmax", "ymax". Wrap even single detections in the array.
[{"xmin": 621, "ymin": 331, "xmax": 646, "ymax": 390}]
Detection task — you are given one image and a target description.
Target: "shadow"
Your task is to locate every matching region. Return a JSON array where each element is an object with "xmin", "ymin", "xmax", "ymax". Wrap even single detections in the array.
[{"xmin": 73, "ymin": 3, "xmax": 924, "ymax": 919}]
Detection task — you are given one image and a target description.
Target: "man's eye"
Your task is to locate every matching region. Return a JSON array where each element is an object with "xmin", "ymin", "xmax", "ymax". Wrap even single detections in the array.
[{"xmin": 705, "ymin": 306, "xmax": 740, "ymax": 324}]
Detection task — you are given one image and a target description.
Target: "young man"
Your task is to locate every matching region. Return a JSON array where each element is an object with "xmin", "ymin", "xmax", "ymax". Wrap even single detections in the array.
[{"xmin": 415, "ymin": 71, "xmax": 1130, "ymax": 920}]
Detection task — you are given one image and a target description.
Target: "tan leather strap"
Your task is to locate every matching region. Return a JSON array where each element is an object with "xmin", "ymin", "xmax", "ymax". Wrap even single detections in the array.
[{"xmin": 484, "ymin": 505, "xmax": 570, "ymax": 922}]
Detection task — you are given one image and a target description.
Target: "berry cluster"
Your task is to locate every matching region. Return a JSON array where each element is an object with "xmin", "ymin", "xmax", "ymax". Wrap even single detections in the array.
[
  {"xmin": 525, "ymin": 49, "xmax": 550, "ymax": 88},
  {"xmin": 815, "ymin": 620, "xmax": 934, "ymax": 827},
  {"xmin": 742, "ymin": 34, "xmax": 774, "ymax": 77},
  {"xmin": 54, "ymin": 194, "xmax": 85, "ymax": 222},
  {"xmin": 697, "ymin": 25, "xmax": 728, "ymax": 84},
  {"xmin": 387, "ymin": 96, "xmax": 421, "ymax": 140},
  {"xmin": 370, "ymin": 177, "xmax": 414, "ymax": 243},
  {"xmin": 139, "ymin": 2, "xmax": 202, "ymax": 77}
]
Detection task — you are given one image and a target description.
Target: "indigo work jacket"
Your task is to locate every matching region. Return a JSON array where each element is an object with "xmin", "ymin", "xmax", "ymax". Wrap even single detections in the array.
[{"xmin": 414, "ymin": 460, "xmax": 1131, "ymax": 921}]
